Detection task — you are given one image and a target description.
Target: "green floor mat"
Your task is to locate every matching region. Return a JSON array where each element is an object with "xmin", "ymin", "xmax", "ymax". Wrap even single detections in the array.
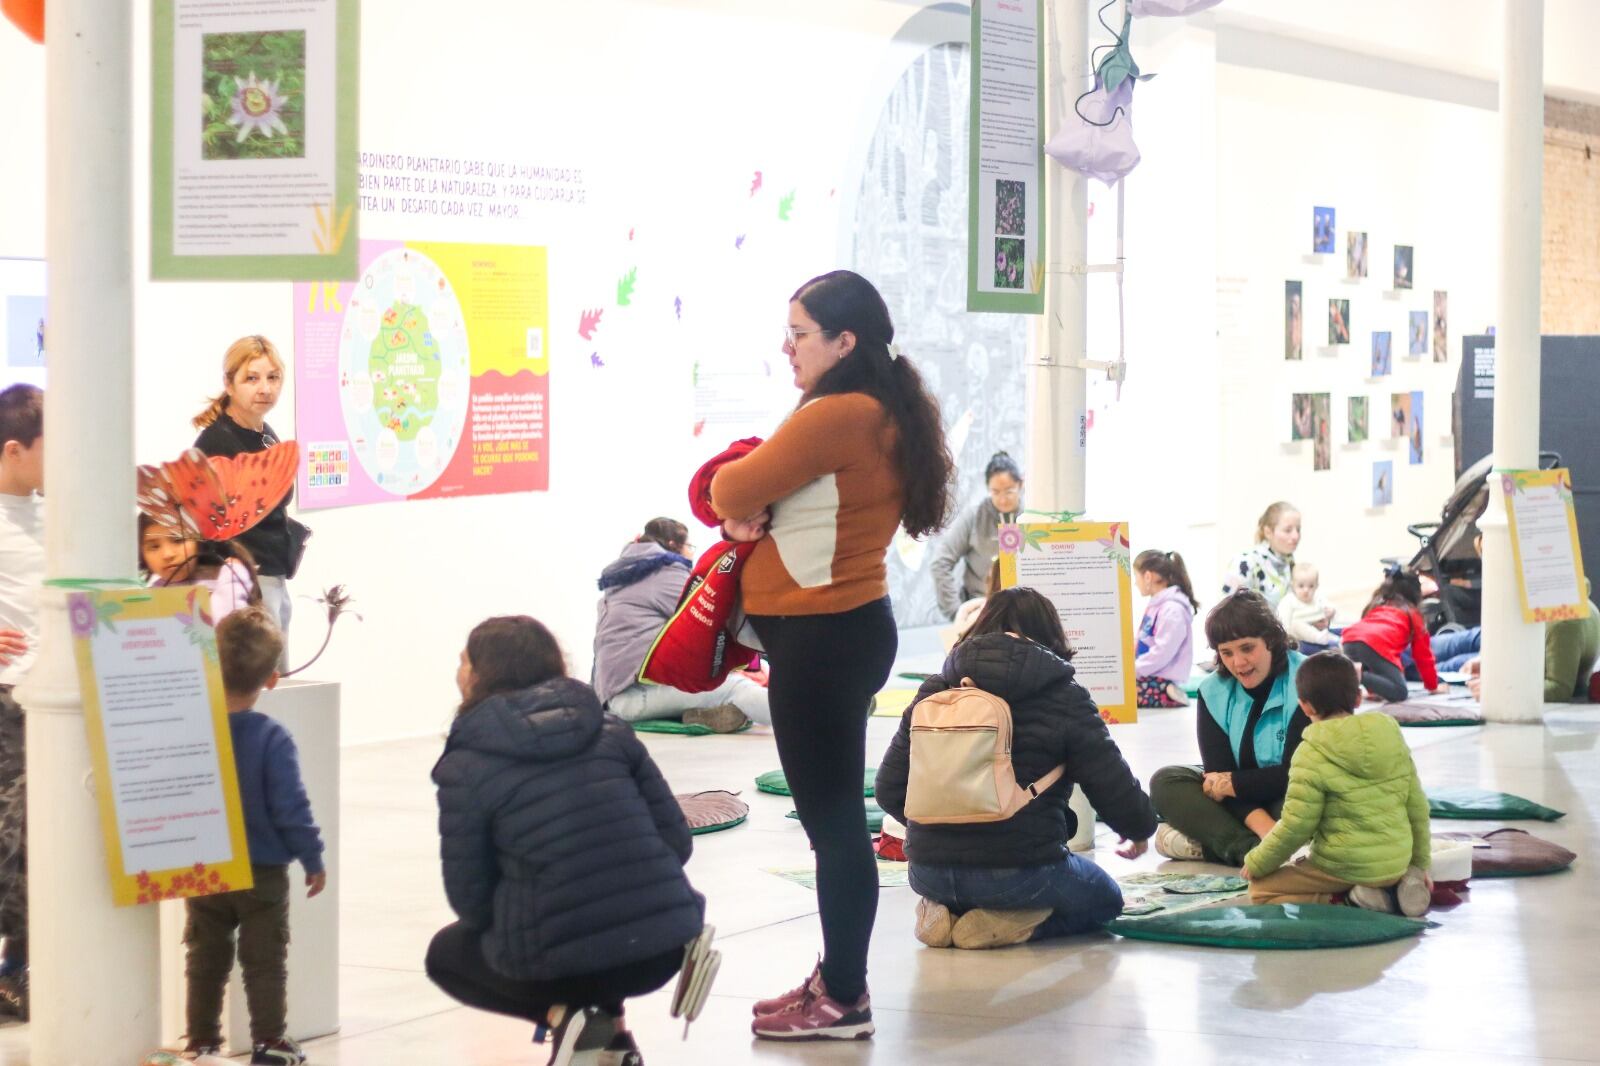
[
  {"xmin": 898, "ymin": 671, "xmax": 934, "ymax": 682},
  {"xmin": 787, "ymin": 799, "xmax": 885, "ymax": 833},
  {"xmin": 1183, "ymin": 672, "xmax": 1209, "ymax": 698},
  {"xmin": 1426, "ymin": 787, "xmax": 1565, "ymax": 822},
  {"xmin": 757, "ymin": 768, "xmax": 876, "ymax": 797},
  {"xmin": 765, "ymin": 859, "xmax": 909, "ymax": 890},
  {"xmin": 631, "ymin": 717, "xmax": 754, "ymax": 736},
  {"xmin": 1116, "ymin": 871, "xmax": 1248, "ymax": 919},
  {"xmin": 1374, "ymin": 699, "xmax": 1484, "ymax": 728},
  {"xmin": 1107, "ymin": 903, "xmax": 1436, "ymax": 949}
]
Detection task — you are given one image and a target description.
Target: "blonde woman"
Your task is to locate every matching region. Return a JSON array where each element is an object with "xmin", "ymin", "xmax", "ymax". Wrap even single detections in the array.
[{"xmin": 193, "ymin": 336, "xmax": 309, "ymax": 649}]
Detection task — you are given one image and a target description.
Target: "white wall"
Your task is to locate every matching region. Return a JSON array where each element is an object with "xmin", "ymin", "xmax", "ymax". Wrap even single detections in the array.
[{"xmin": 1210, "ymin": 62, "xmax": 1499, "ymax": 613}]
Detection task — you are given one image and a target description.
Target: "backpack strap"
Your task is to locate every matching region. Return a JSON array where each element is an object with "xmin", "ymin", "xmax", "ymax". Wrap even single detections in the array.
[{"xmin": 1023, "ymin": 764, "xmax": 1068, "ymax": 800}]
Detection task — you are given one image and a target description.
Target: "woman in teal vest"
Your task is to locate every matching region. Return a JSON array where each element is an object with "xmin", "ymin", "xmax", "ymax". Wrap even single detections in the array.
[{"xmin": 1149, "ymin": 591, "xmax": 1309, "ymax": 866}]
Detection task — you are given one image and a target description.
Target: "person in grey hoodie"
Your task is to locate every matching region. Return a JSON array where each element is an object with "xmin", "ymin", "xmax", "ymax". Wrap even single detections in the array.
[
  {"xmin": 928, "ymin": 452, "xmax": 1023, "ymax": 621},
  {"xmin": 594, "ymin": 517, "xmax": 770, "ymax": 732}
]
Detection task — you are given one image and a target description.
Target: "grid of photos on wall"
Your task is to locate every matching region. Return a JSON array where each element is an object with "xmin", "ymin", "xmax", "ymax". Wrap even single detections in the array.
[{"xmin": 1285, "ymin": 206, "xmax": 1454, "ymax": 494}]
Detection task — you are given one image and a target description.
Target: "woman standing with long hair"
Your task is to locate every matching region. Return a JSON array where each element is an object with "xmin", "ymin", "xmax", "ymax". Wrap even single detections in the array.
[
  {"xmin": 711, "ymin": 270, "xmax": 952, "ymax": 1041},
  {"xmin": 192, "ymin": 336, "xmax": 309, "ymax": 652}
]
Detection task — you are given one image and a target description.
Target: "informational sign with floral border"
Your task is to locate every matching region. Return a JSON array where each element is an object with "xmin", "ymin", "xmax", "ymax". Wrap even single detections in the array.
[
  {"xmin": 68, "ymin": 586, "xmax": 253, "ymax": 906},
  {"xmin": 999, "ymin": 521, "xmax": 1136, "ymax": 723},
  {"xmin": 1501, "ymin": 468, "xmax": 1589, "ymax": 623}
]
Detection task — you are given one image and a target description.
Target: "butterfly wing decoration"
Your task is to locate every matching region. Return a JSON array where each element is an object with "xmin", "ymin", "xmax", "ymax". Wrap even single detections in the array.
[{"xmin": 137, "ymin": 442, "xmax": 299, "ymax": 542}]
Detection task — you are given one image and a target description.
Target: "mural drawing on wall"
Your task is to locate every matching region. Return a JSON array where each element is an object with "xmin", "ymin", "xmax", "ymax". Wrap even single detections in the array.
[{"xmin": 853, "ymin": 40, "xmax": 1028, "ymax": 626}]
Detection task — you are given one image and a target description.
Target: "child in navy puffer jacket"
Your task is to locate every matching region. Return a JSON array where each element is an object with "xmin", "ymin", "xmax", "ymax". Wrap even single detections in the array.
[{"xmin": 427, "ymin": 615, "xmax": 708, "ymax": 1066}]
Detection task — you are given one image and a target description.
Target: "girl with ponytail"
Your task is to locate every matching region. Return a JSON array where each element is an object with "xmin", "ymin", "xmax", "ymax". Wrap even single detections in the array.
[{"xmin": 1133, "ymin": 549, "xmax": 1199, "ymax": 708}]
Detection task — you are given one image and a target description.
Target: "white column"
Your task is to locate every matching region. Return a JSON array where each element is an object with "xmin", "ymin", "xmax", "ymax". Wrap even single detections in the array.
[
  {"xmin": 13, "ymin": 0, "xmax": 157, "ymax": 1061},
  {"xmin": 1478, "ymin": 0, "xmax": 1545, "ymax": 724},
  {"xmin": 1027, "ymin": 0, "xmax": 1090, "ymax": 515}
]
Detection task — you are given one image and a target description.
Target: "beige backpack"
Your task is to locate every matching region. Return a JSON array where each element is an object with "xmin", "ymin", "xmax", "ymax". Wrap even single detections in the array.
[{"xmin": 903, "ymin": 677, "xmax": 1067, "ymax": 825}]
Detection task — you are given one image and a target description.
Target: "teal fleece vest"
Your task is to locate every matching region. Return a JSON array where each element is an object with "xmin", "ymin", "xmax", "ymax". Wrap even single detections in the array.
[{"xmin": 1197, "ymin": 650, "xmax": 1305, "ymax": 769}]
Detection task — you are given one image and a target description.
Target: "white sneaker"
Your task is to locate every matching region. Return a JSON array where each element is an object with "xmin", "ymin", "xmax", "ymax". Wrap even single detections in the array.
[
  {"xmin": 1347, "ymin": 884, "xmax": 1397, "ymax": 913},
  {"xmin": 1394, "ymin": 866, "xmax": 1431, "ymax": 917},
  {"xmin": 1154, "ymin": 824, "xmax": 1205, "ymax": 861}
]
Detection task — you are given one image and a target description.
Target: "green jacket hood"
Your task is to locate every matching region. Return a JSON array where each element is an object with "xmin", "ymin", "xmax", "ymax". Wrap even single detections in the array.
[{"xmin": 1301, "ymin": 712, "xmax": 1413, "ymax": 782}]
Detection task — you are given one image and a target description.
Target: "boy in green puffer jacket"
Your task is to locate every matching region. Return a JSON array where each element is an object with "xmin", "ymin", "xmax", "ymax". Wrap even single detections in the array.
[{"xmin": 1242, "ymin": 652, "xmax": 1432, "ymax": 916}]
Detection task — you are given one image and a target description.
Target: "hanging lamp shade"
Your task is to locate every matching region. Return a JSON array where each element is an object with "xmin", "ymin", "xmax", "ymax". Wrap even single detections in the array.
[{"xmin": 2, "ymin": 0, "xmax": 42, "ymax": 42}]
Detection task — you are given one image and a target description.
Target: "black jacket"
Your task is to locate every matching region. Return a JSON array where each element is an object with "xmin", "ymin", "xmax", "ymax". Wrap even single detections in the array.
[
  {"xmin": 433, "ymin": 677, "xmax": 704, "ymax": 980},
  {"xmin": 193, "ymin": 413, "xmax": 307, "ymax": 578},
  {"xmin": 875, "ymin": 633, "xmax": 1157, "ymax": 867}
]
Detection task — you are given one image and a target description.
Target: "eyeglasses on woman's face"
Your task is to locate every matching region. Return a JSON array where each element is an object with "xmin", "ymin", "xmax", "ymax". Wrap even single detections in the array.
[{"xmin": 783, "ymin": 325, "xmax": 826, "ymax": 348}]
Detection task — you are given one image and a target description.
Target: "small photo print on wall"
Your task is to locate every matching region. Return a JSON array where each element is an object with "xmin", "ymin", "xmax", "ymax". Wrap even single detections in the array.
[
  {"xmin": 1313, "ymin": 206, "xmax": 1336, "ymax": 253},
  {"xmin": 1312, "ymin": 393, "xmax": 1331, "ymax": 471},
  {"xmin": 1408, "ymin": 310, "xmax": 1428, "ymax": 357},
  {"xmin": 201, "ymin": 30, "xmax": 307, "ymax": 161},
  {"xmin": 1433, "ymin": 290, "xmax": 1449, "ymax": 362},
  {"xmin": 1373, "ymin": 460, "xmax": 1394, "ymax": 507},
  {"xmin": 1393, "ymin": 245, "xmax": 1413, "ymax": 290},
  {"xmin": 1285, "ymin": 281, "xmax": 1303, "ymax": 360},
  {"xmin": 995, "ymin": 179, "xmax": 1026, "ymax": 237},
  {"xmin": 1292, "ymin": 392, "xmax": 1316, "ymax": 441},
  {"xmin": 1328, "ymin": 298, "xmax": 1350, "ymax": 345},
  {"xmin": 1390, "ymin": 392, "xmax": 1411, "ymax": 439},
  {"xmin": 1348, "ymin": 396, "xmax": 1368, "ymax": 442},
  {"xmin": 5, "ymin": 296, "xmax": 46, "ymax": 368},
  {"xmin": 994, "ymin": 238, "xmax": 1025, "ymax": 289},
  {"xmin": 1371, "ymin": 331, "xmax": 1392, "ymax": 376},
  {"xmin": 1409, "ymin": 390, "xmax": 1424, "ymax": 465},
  {"xmin": 1347, "ymin": 231, "xmax": 1368, "ymax": 279}
]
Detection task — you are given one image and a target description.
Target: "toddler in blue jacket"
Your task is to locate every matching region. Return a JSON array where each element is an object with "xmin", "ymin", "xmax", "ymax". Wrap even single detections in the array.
[{"xmin": 184, "ymin": 606, "xmax": 325, "ymax": 1066}]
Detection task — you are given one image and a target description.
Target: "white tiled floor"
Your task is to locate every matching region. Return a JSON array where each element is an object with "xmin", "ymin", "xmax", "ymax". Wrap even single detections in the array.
[{"xmin": 3, "ymin": 648, "xmax": 1597, "ymax": 1064}]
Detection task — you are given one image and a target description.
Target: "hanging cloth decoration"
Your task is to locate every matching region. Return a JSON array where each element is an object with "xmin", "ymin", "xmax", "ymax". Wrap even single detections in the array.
[
  {"xmin": 1129, "ymin": 0, "xmax": 1224, "ymax": 16},
  {"xmin": 1043, "ymin": 4, "xmax": 1148, "ymax": 185}
]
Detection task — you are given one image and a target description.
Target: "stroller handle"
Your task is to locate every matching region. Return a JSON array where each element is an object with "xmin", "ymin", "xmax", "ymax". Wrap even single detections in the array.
[{"xmin": 1407, "ymin": 522, "xmax": 1440, "ymax": 543}]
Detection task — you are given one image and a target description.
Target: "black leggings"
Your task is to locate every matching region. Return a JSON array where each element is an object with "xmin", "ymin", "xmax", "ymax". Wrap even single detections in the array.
[
  {"xmin": 1343, "ymin": 640, "xmax": 1409, "ymax": 702},
  {"xmin": 425, "ymin": 922, "xmax": 681, "ymax": 1021},
  {"xmin": 750, "ymin": 597, "xmax": 897, "ymax": 1004}
]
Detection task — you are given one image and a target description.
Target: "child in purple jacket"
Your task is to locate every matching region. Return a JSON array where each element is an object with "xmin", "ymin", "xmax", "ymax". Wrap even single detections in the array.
[{"xmin": 1134, "ymin": 550, "xmax": 1199, "ymax": 707}]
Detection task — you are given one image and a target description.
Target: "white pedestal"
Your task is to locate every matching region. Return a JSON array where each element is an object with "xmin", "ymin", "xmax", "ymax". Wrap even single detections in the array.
[{"xmin": 160, "ymin": 679, "xmax": 341, "ymax": 1051}]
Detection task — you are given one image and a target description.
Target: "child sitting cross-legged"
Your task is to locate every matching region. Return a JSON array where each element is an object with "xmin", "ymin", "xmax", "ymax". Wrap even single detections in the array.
[
  {"xmin": 185, "ymin": 607, "xmax": 324, "ymax": 1065},
  {"xmin": 1241, "ymin": 651, "xmax": 1432, "ymax": 916}
]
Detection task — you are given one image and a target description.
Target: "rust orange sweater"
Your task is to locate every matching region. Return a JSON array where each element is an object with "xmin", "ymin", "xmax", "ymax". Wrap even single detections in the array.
[{"xmin": 710, "ymin": 393, "xmax": 902, "ymax": 616}]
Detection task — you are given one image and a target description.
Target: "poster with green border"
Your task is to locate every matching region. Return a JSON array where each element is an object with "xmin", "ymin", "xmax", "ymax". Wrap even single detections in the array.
[
  {"xmin": 151, "ymin": 0, "xmax": 359, "ymax": 281},
  {"xmin": 967, "ymin": 0, "xmax": 1046, "ymax": 315}
]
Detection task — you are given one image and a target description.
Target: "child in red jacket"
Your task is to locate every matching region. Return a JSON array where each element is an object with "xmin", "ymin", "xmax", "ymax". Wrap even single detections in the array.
[{"xmin": 1340, "ymin": 569, "xmax": 1437, "ymax": 703}]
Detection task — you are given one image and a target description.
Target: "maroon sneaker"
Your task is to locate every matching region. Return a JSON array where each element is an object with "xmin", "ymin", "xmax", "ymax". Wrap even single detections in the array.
[
  {"xmin": 751, "ymin": 976, "xmax": 873, "ymax": 1041},
  {"xmin": 750, "ymin": 958, "xmax": 820, "ymax": 1016}
]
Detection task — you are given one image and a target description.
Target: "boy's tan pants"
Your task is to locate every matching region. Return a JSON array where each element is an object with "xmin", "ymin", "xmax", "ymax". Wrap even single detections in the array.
[{"xmin": 1248, "ymin": 857, "xmax": 1395, "ymax": 904}]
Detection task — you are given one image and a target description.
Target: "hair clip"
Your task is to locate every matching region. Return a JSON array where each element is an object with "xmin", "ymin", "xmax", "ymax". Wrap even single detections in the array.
[{"xmin": 886, "ymin": 343, "xmax": 902, "ymax": 361}]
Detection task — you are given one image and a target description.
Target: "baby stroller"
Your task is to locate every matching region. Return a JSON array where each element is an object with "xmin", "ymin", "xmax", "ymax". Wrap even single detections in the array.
[{"xmin": 1385, "ymin": 450, "xmax": 1562, "ymax": 633}]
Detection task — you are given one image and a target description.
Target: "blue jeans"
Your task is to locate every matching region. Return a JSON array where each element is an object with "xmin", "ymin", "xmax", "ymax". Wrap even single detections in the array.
[
  {"xmin": 908, "ymin": 854, "xmax": 1124, "ymax": 940},
  {"xmin": 1402, "ymin": 626, "xmax": 1481, "ymax": 677}
]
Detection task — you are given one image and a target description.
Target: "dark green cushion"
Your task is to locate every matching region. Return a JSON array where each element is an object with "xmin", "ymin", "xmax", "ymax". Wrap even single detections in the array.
[
  {"xmin": 788, "ymin": 799, "xmax": 884, "ymax": 832},
  {"xmin": 1426, "ymin": 787, "xmax": 1565, "ymax": 822},
  {"xmin": 631, "ymin": 718, "xmax": 753, "ymax": 737},
  {"xmin": 757, "ymin": 769, "xmax": 876, "ymax": 797},
  {"xmin": 1107, "ymin": 903, "xmax": 1435, "ymax": 949}
]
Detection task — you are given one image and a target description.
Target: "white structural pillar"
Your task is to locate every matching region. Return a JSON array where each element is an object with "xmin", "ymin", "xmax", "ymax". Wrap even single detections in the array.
[
  {"xmin": 1028, "ymin": 0, "xmax": 1090, "ymax": 515},
  {"xmin": 1478, "ymin": 0, "xmax": 1546, "ymax": 724},
  {"xmin": 14, "ymin": 0, "xmax": 158, "ymax": 1062}
]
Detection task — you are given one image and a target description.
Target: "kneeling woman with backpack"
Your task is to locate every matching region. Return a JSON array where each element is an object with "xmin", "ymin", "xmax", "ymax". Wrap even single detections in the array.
[{"xmin": 875, "ymin": 587, "xmax": 1157, "ymax": 949}]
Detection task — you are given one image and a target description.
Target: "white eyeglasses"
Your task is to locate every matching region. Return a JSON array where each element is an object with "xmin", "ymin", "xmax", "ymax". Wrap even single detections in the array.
[{"xmin": 783, "ymin": 326, "xmax": 826, "ymax": 347}]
